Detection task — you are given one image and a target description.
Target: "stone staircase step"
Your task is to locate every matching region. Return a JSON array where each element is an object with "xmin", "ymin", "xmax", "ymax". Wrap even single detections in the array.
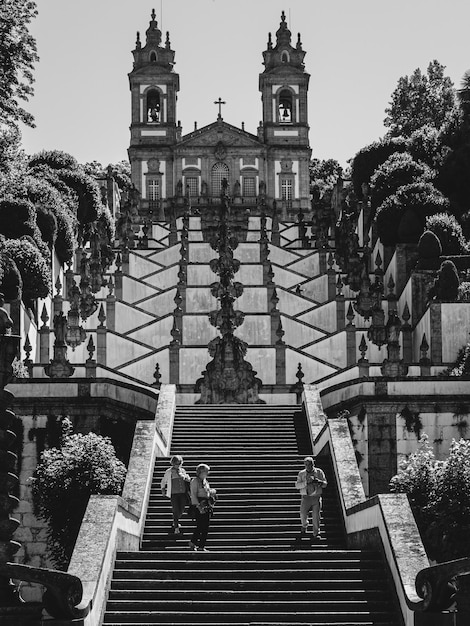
[{"xmin": 103, "ymin": 406, "xmax": 399, "ymax": 625}]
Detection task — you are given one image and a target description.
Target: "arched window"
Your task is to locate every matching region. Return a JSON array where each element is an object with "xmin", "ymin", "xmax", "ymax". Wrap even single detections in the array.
[
  {"xmin": 281, "ymin": 50, "xmax": 290, "ymax": 63},
  {"xmin": 146, "ymin": 89, "xmax": 161, "ymax": 123},
  {"xmin": 150, "ymin": 50, "xmax": 157, "ymax": 62},
  {"xmin": 278, "ymin": 89, "xmax": 293, "ymax": 123},
  {"xmin": 211, "ymin": 162, "xmax": 229, "ymax": 196}
]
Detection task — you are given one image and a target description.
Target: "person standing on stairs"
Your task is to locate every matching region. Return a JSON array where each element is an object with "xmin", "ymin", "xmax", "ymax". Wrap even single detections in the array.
[
  {"xmin": 295, "ymin": 456, "xmax": 327, "ymax": 540},
  {"xmin": 160, "ymin": 455, "xmax": 191, "ymax": 534},
  {"xmin": 188, "ymin": 463, "xmax": 216, "ymax": 551}
]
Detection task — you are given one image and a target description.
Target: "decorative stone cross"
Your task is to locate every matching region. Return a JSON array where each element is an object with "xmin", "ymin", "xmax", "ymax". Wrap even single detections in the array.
[{"xmin": 214, "ymin": 97, "xmax": 226, "ymax": 119}]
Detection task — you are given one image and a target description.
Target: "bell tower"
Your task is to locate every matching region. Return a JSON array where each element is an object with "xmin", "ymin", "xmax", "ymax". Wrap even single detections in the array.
[
  {"xmin": 128, "ymin": 10, "xmax": 180, "ymax": 205},
  {"xmin": 259, "ymin": 12, "xmax": 311, "ymax": 213}
]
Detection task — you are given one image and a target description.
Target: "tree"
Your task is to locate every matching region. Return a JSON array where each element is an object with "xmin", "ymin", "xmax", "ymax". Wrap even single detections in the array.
[
  {"xmin": 0, "ymin": 0, "xmax": 38, "ymax": 129},
  {"xmin": 309, "ymin": 158, "xmax": 342, "ymax": 197},
  {"xmin": 384, "ymin": 61, "xmax": 455, "ymax": 138}
]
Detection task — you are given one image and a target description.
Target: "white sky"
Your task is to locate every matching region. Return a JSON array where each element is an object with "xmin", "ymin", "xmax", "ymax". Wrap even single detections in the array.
[{"xmin": 20, "ymin": 0, "xmax": 470, "ymax": 169}]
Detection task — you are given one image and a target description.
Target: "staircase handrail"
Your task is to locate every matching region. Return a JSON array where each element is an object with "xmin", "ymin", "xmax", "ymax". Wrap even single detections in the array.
[
  {"xmin": 1, "ymin": 562, "xmax": 86, "ymax": 620},
  {"xmin": 22, "ymin": 384, "xmax": 176, "ymax": 624},
  {"xmin": 302, "ymin": 384, "xmax": 465, "ymax": 626}
]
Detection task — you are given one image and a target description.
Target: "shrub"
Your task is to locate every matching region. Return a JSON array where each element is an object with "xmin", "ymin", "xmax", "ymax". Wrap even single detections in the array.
[
  {"xmin": 28, "ymin": 149, "xmax": 79, "ymax": 171},
  {"xmin": 3, "ymin": 238, "xmax": 51, "ymax": 304},
  {"xmin": 418, "ymin": 230, "xmax": 442, "ymax": 259},
  {"xmin": 375, "ymin": 181, "xmax": 449, "ymax": 245},
  {"xmin": 29, "ymin": 151, "xmax": 105, "ymax": 225},
  {"xmin": 426, "ymin": 439, "xmax": 470, "ymax": 560},
  {"xmin": 0, "ymin": 198, "xmax": 49, "ymax": 260},
  {"xmin": 429, "ymin": 259, "xmax": 460, "ymax": 301},
  {"xmin": 390, "ymin": 435, "xmax": 470, "ymax": 560},
  {"xmin": 370, "ymin": 152, "xmax": 434, "ymax": 211},
  {"xmin": 390, "ymin": 435, "xmax": 436, "ymax": 516},
  {"xmin": 350, "ymin": 137, "xmax": 407, "ymax": 198},
  {"xmin": 458, "ymin": 282, "xmax": 470, "ymax": 302},
  {"xmin": 442, "ymin": 340, "xmax": 470, "ymax": 376},
  {"xmin": 36, "ymin": 206, "xmax": 58, "ymax": 248},
  {"xmin": 22, "ymin": 175, "xmax": 77, "ymax": 260},
  {"xmin": 0, "ymin": 246, "xmax": 22, "ymax": 301},
  {"xmin": 426, "ymin": 212, "xmax": 468, "ymax": 255},
  {"xmin": 31, "ymin": 421, "xmax": 126, "ymax": 569}
]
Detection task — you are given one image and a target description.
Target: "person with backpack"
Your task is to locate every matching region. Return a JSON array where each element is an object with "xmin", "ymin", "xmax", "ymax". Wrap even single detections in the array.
[
  {"xmin": 295, "ymin": 456, "xmax": 327, "ymax": 540},
  {"xmin": 188, "ymin": 463, "xmax": 216, "ymax": 551}
]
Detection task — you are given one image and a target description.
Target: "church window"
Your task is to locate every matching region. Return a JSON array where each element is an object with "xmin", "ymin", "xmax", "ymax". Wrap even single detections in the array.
[
  {"xmin": 146, "ymin": 89, "xmax": 161, "ymax": 123},
  {"xmin": 211, "ymin": 162, "xmax": 229, "ymax": 196},
  {"xmin": 280, "ymin": 177, "xmax": 294, "ymax": 207},
  {"xmin": 185, "ymin": 176, "xmax": 199, "ymax": 197},
  {"xmin": 150, "ymin": 51, "xmax": 157, "ymax": 62},
  {"xmin": 147, "ymin": 178, "xmax": 161, "ymax": 207},
  {"xmin": 281, "ymin": 51, "xmax": 290, "ymax": 63},
  {"xmin": 278, "ymin": 89, "xmax": 293, "ymax": 123},
  {"xmin": 243, "ymin": 177, "xmax": 256, "ymax": 197}
]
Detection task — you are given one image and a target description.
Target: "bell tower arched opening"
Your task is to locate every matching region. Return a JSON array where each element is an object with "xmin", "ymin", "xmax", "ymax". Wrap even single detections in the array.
[{"xmin": 146, "ymin": 89, "xmax": 161, "ymax": 123}]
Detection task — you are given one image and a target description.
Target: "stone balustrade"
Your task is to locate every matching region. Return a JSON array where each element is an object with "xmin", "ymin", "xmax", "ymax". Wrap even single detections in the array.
[{"xmin": 302, "ymin": 384, "xmax": 470, "ymax": 626}]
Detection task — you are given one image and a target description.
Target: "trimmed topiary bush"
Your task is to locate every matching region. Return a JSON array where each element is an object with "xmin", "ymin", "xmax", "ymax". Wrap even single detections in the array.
[
  {"xmin": 0, "ymin": 244, "xmax": 22, "ymax": 301},
  {"xmin": 418, "ymin": 230, "xmax": 442, "ymax": 259},
  {"xmin": 3, "ymin": 238, "xmax": 51, "ymax": 304},
  {"xmin": 28, "ymin": 150, "xmax": 79, "ymax": 171},
  {"xmin": 429, "ymin": 259, "xmax": 460, "ymax": 301},
  {"xmin": 350, "ymin": 137, "xmax": 407, "ymax": 198},
  {"xmin": 31, "ymin": 419, "xmax": 126, "ymax": 569},
  {"xmin": 376, "ymin": 181, "xmax": 449, "ymax": 246},
  {"xmin": 370, "ymin": 152, "xmax": 434, "ymax": 212},
  {"xmin": 0, "ymin": 198, "xmax": 49, "ymax": 260},
  {"xmin": 426, "ymin": 212, "xmax": 468, "ymax": 255},
  {"xmin": 36, "ymin": 206, "xmax": 58, "ymax": 248}
]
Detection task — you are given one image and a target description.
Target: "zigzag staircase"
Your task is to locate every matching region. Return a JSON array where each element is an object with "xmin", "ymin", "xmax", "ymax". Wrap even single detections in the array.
[
  {"xmin": 94, "ymin": 216, "xmax": 355, "ymax": 390},
  {"xmin": 103, "ymin": 405, "xmax": 401, "ymax": 625}
]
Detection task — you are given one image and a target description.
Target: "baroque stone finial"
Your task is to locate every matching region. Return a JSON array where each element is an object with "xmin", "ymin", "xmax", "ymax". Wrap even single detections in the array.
[
  {"xmin": 151, "ymin": 8, "xmax": 156, "ymax": 21},
  {"xmin": 86, "ymin": 335, "xmax": 95, "ymax": 361}
]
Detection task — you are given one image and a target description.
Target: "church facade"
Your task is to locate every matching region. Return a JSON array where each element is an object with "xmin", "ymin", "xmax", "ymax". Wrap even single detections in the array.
[{"xmin": 128, "ymin": 10, "xmax": 312, "ymax": 218}]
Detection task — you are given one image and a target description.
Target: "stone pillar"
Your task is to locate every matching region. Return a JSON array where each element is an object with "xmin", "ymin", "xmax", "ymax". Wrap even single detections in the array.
[
  {"xmin": 97, "ymin": 305, "xmax": 107, "ymax": 366},
  {"xmin": 327, "ymin": 260, "xmax": 336, "ymax": 301},
  {"xmin": 169, "ymin": 344, "xmax": 180, "ymax": 384},
  {"xmin": 39, "ymin": 305, "xmax": 50, "ymax": 365},
  {"xmin": 275, "ymin": 344, "xmax": 286, "ymax": 385},
  {"xmin": 114, "ymin": 252, "xmax": 123, "ymax": 300},
  {"xmin": 106, "ymin": 279, "xmax": 116, "ymax": 332},
  {"xmin": 401, "ymin": 305, "xmax": 412, "ymax": 364},
  {"xmin": 429, "ymin": 302, "xmax": 442, "ymax": 365},
  {"xmin": 336, "ymin": 297, "xmax": 345, "ymax": 331}
]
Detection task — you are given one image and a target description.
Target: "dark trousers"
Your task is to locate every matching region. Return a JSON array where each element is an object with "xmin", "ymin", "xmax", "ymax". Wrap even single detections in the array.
[
  {"xmin": 170, "ymin": 493, "xmax": 187, "ymax": 527},
  {"xmin": 191, "ymin": 509, "xmax": 210, "ymax": 548}
]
